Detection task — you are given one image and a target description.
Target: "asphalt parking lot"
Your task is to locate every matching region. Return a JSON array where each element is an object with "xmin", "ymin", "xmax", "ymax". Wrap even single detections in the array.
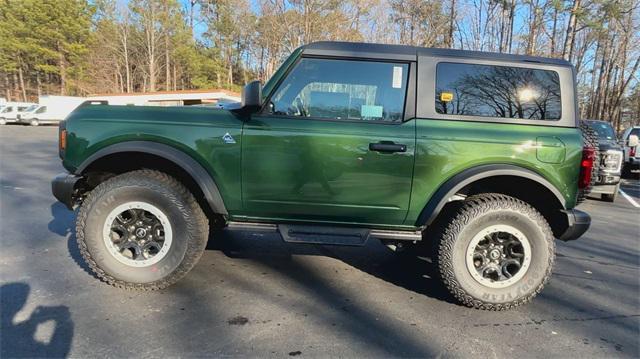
[{"xmin": 1, "ymin": 125, "xmax": 639, "ymax": 358}]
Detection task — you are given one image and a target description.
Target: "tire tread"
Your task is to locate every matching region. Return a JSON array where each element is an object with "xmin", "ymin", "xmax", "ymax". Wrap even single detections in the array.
[
  {"xmin": 437, "ymin": 193, "xmax": 555, "ymax": 311},
  {"xmin": 75, "ymin": 169, "xmax": 209, "ymax": 290}
]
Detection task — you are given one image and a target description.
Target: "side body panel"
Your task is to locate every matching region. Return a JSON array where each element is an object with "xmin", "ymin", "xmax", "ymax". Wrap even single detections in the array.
[
  {"xmin": 240, "ymin": 116, "xmax": 416, "ymax": 227},
  {"xmin": 63, "ymin": 105, "xmax": 245, "ymax": 212},
  {"xmin": 405, "ymin": 119, "xmax": 582, "ymax": 225}
]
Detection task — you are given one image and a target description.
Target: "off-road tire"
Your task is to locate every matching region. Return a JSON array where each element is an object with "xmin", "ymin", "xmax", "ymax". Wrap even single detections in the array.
[
  {"xmin": 437, "ymin": 193, "xmax": 555, "ymax": 310},
  {"xmin": 76, "ymin": 170, "xmax": 209, "ymax": 290},
  {"xmin": 578, "ymin": 120, "xmax": 599, "ymax": 203}
]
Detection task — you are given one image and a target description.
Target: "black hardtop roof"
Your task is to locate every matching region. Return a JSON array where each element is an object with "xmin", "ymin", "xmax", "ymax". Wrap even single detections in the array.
[{"xmin": 302, "ymin": 41, "xmax": 573, "ymax": 67}]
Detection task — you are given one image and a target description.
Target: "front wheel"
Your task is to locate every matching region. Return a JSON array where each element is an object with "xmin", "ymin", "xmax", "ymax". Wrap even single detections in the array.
[
  {"xmin": 436, "ymin": 193, "xmax": 555, "ymax": 310},
  {"xmin": 0, "ymin": 118, "xmax": 5, "ymax": 125},
  {"xmin": 76, "ymin": 170, "xmax": 209, "ymax": 290},
  {"xmin": 30, "ymin": 119, "xmax": 39, "ymax": 126}
]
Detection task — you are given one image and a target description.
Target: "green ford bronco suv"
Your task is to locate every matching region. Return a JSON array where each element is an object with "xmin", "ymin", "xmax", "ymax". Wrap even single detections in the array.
[{"xmin": 53, "ymin": 42, "xmax": 593, "ymax": 310}]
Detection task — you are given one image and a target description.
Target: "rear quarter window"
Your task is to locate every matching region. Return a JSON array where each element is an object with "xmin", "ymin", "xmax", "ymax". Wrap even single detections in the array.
[{"xmin": 435, "ymin": 62, "xmax": 561, "ymax": 121}]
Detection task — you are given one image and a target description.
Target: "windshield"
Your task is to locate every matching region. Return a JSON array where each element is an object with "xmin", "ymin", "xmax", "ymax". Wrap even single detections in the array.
[{"xmin": 588, "ymin": 122, "xmax": 616, "ymax": 140}]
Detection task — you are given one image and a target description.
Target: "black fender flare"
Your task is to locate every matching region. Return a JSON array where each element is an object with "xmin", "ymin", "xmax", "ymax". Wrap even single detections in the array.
[
  {"xmin": 415, "ymin": 164, "xmax": 566, "ymax": 226},
  {"xmin": 76, "ymin": 141, "xmax": 228, "ymax": 215}
]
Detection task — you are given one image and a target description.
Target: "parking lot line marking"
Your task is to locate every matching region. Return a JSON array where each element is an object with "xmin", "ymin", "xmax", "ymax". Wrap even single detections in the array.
[{"xmin": 618, "ymin": 188, "xmax": 640, "ymax": 208}]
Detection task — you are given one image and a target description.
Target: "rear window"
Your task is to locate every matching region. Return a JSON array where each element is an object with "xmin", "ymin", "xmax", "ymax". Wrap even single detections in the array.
[{"xmin": 435, "ymin": 62, "xmax": 561, "ymax": 120}]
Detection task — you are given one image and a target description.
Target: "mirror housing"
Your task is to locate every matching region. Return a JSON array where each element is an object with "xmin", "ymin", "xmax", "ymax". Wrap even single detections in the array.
[
  {"xmin": 241, "ymin": 80, "xmax": 262, "ymax": 111},
  {"xmin": 628, "ymin": 134, "xmax": 639, "ymax": 147}
]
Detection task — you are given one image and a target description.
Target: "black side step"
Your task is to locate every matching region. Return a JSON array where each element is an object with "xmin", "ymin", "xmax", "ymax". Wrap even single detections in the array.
[
  {"xmin": 279, "ymin": 225, "xmax": 370, "ymax": 246},
  {"xmin": 227, "ymin": 221, "xmax": 277, "ymax": 232},
  {"xmin": 226, "ymin": 222, "xmax": 422, "ymax": 246}
]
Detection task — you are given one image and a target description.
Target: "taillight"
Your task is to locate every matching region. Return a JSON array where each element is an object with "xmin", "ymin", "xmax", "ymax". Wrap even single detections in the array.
[
  {"xmin": 631, "ymin": 147, "xmax": 636, "ymax": 157},
  {"xmin": 579, "ymin": 147, "xmax": 595, "ymax": 189}
]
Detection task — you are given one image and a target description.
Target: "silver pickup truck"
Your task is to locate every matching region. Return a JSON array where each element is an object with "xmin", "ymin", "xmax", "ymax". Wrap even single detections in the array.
[{"xmin": 621, "ymin": 126, "xmax": 639, "ymax": 178}]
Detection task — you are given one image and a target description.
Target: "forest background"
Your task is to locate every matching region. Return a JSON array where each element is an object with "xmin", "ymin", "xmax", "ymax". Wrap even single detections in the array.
[{"xmin": 1, "ymin": 0, "xmax": 638, "ymax": 129}]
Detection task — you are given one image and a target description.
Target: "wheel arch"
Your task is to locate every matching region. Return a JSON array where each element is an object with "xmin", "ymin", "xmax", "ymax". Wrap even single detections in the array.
[
  {"xmin": 417, "ymin": 164, "xmax": 569, "ymax": 238},
  {"xmin": 76, "ymin": 141, "xmax": 228, "ymax": 216}
]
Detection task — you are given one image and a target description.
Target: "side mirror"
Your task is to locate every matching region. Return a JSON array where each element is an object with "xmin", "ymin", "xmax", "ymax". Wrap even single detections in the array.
[
  {"xmin": 628, "ymin": 134, "xmax": 639, "ymax": 147},
  {"xmin": 241, "ymin": 80, "xmax": 262, "ymax": 110}
]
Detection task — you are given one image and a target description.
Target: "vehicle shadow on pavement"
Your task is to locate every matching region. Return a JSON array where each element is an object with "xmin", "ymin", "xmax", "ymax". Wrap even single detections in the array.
[
  {"xmin": 211, "ymin": 229, "xmax": 456, "ymax": 305},
  {"xmin": 0, "ymin": 283, "xmax": 74, "ymax": 358},
  {"xmin": 208, "ymin": 230, "xmax": 440, "ymax": 356},
  {"xmin": 47, "ymin": 202, "xmax": 93, "ymax": 275}
]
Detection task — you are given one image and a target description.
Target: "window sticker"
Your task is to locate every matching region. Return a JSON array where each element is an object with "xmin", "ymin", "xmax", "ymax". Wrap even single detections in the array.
[
  {"xmin": 361, "ymin": 105, "xmax": 383, "ymax": 118},
  {"xmin": 392, "ymin": 66, "xmax": 403, "ymax": 88},
  {"xmin": 440, "ymin": 92, "xmax": 453, "ymax": 102}
]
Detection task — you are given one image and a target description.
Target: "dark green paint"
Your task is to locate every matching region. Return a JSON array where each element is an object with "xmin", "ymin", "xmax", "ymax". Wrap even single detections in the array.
[{"xmin": 61, "ymin": 49, "xmax": 583, "ymax": 230}]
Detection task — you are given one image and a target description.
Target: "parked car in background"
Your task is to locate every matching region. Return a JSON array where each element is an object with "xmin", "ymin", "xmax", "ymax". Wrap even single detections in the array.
[
  {"xmin": 620, "ymin": 126, "xmax": 640, "ymax": 178},
  {"xmin": 585, "ymin": 120, "xmax": 623, "ymax": 201},
  {"xmin": 19, "ymin": 95, "xmax": 86, "ymax": 126},
  {"xmin": 0, "ymin": 102, "xmax": 37, "ymax": 125}
]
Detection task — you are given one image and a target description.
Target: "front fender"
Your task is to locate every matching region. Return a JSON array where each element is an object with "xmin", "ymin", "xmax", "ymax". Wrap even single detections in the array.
[{"xmin": 76, "ymin": 141, "xmax": 228, "ymax": 215}]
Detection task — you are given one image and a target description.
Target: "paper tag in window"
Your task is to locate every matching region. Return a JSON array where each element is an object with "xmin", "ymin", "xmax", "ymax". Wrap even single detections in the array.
[
  {"xmin": 392, "ymin": 66, "xmax": 403, "ymax": 88},
  {"xmin": 361, "ymin": 105, "xmax": 383, "ymax": 118}
]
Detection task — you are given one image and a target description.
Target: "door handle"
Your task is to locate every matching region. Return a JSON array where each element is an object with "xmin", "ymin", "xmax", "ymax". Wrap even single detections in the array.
[{"xmin": 369, "ymin": 141, "xmax": 407, "ymax": 153}]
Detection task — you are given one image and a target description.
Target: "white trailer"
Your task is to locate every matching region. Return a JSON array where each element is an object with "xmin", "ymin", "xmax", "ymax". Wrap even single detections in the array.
[{"xmin": 20, "ymin": 95, "xmax": 85, "ymax": 126}]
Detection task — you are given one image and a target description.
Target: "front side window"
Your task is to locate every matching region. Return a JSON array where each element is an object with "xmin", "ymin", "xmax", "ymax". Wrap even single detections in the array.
[
  {"xmin": 268, "ymin": 58, "xmax": 408, "ymax": 122},
  {"xmin": 36, "ymin": 106, "xmax": 47, "ymax": 114},
  {"xmin": 435, "ymin": 62, "xmax": 561, "ymax": 120}
]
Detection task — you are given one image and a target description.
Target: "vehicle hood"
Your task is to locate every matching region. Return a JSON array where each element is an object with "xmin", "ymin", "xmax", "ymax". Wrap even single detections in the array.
[
  {"xmin": 66, "ymin": 104, "xmax": 244, "ymax": 126},
  {"xmin": 597, "ymin": 139, "xmax": 623, "ymax": 152}
]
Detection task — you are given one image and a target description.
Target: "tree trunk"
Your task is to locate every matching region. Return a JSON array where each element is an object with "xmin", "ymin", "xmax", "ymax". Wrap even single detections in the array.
[
  {"xmin": 447, "ymin": 0, "xmax": 456, "ymax": 48},
  {"xmin": 562, "ymin": 0, "xmax": 581, "ymax": 61},
  {"xmin": 507, "ymin": 0, "xmax": 515, "ymax": 53},
  {"xmin": 550, "ymin": 5, "xmax": 559, "ymax": 56},
  {"xmin": 18, "ymin": 65, "xmax": 27, "ymax": 101},
  {"xmin": 36, "ymin": 72, "xmax": 41, "ymax": 98},
  {"xmin": 121, "ymin": 26, "xmax": 131, "ymax": 93},
  {"xmin": 4, "ymin": 73, "xmax": 11, "ymax": 101},
  {"xmin": 165, "ymin": 35, "xmax": 171, "ymax": 91},
  {"xmin": 173, "ymin": 64, "xmax": 177, "ymax": 91},
  {"xmin": 59, "ymin": 52, "xmax": 66, "ymax": 95}
]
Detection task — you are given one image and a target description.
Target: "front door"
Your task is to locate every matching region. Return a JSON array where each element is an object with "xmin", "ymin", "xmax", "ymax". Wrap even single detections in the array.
[{"xmin": 241, "ymin": 57, "xmax": 415, "ymax": 226}]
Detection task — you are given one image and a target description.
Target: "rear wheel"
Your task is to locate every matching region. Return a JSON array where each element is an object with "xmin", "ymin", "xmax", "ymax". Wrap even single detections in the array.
[
  {"xmin": 436, "ymin": 193, "xmax": 555, "ymax": 310},
  {"xmin": 30, "ymin": 119, "xmax": 39, "ymax": 126},
  {"xmin": 0, "ymin": 118, "xmax": 5, "ymax": 125},
  {"xmin": 76, "ymin": 170, "xmax": 209, "ymax": 290}
]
